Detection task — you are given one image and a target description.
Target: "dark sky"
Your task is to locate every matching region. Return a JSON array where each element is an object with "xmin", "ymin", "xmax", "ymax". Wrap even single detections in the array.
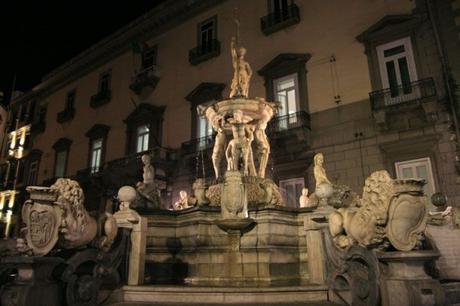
[{"xmin": 0, "ymin": 1, "xmax": 166, "ymax": 104}]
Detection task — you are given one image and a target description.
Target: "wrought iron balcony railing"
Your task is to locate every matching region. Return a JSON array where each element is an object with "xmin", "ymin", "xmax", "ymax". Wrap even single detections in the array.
[
  {"xmin": 90, "ymin": 90, "xmax": 112, "ymax": 108},
  {"xmin": 105, "ymin": 146, "xmax": 176, "ymax": 169},
  {"xmin": 57, "ymin": 107, "xmax": 75, "ymax": 124},
  {"xmin": 260, "ymin": 4, "xmax": 301, "ymax": 35},
  {"xmin": 267, "ymin": 110, "xmax": 311, "ymax": 136},
  {"xmin": 31, "ymin": 120, "xmax": 46, "ymax": 134},
  {"xmin": 188, "ymin": 39, "xmax": 221, "ymax": 66},
  {"xmin": 369, "ymin": 78, "xmax": 436, "ymax": 111},
  {"xmin": 129, "ymin": 66, "xmax": 160, "ymax": 95},
  {"xmin": 181, "ymin": 135, "xmax": 215, "ymax": 155}
]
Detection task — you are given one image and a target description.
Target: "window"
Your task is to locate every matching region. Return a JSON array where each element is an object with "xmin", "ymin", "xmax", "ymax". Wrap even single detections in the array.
[
  {"xmin": 27, "ymin": 160, "xmax": 39, "ymax": 185},
  {"xmin": 52, "ymin": 138, "xmax": 72, "ymax": 178},
  {"xmin": 85, "ymin": 124, "xmax": 110, "ymax": 174},
  {"xmin": 54, "ymin": 150, "xmax": 67, "ymax": 178},
  {"xmin": 199, "ymin": 17, "xmax": 216, "ymax": 50},
  {"xmin": 189, "ymin": 16, "xmax": 219, "ymax": 65},
  {"xmin": 185, "ymin": 82, "xmax": 225, "ymax": 144},
  {"xmin": 269, "ymin": 0, "xmax": 289, "ymax": 15},
  {"xmin": 142, "ymin": 47, "xmax": 157, "ymax": 70},
  {"xmin": 125, "ymin": 104, "xmax": 164, "ymax": 154},
  {"xmin": 136, "ymin": 124, "xmax": 150, "ymax": 153},
  {"xmin": 66, "ymin": 90, "xmax": 76, "ymax": 110},
  {"xmin": 376, "ymin": 37, "xmax": 418, "ymax": 101},
  {"xmin": 99, "ymin": 71, "xmax": 111, "ymax": 93},
  {"xmin": 273, "ymin": 73, "xmax": 300, "ymax": 128},
  {"xmin": 38, "ymin": 106, "xmax": 46, "ymax": 122},
  {"xmin": 197, "ymin": 112, "xmax": 213, "ymax": 139},
  {"xmin": 395, "ymin": 157, "xmax": 436, "ymax": 201},
  {"xmin": 279, "ymin": 177, "xmax": 304, "ymax": 208},
  {"xmin": 261, "ymin": 0, "xmax": 300, "ymax": 35},
  {"xmin": 90, "ymin": 139, "xmax": 103, "ymax": 174}
]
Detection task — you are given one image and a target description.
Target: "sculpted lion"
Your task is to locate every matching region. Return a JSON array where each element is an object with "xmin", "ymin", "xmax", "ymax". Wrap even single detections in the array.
[
  {"xmin": 329, "ymin": 170, "xmax": 427, "ymax": 251},
  {"xmin": 329, "ymin": 171, "xmax": 394, "ymax": 249},
  {"xmin": 51, "ymin": 178, "xmax": 98, "ymax": 249}
]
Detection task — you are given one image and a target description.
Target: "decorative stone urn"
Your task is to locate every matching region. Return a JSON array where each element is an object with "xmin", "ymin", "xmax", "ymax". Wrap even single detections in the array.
[{"xmin": 316, "ymin": 182, "xmax": 333, "ymax": 206}]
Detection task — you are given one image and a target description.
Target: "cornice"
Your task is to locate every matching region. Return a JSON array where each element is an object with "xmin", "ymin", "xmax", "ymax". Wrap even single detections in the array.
[{"xmin": 12, "ymin": 0, "xmax": 227, "ymax": 106}]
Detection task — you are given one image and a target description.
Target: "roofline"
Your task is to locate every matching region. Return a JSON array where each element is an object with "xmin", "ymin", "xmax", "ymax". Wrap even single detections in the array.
[{"xmin": 12, "ymin": 0, "xmax": 226, "ymax": 106}]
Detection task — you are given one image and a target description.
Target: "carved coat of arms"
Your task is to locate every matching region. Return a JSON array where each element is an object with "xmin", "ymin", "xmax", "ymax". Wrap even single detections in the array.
[{"xmin": 22, "ymin": 187, "xmax": 61, "ymax": 256}]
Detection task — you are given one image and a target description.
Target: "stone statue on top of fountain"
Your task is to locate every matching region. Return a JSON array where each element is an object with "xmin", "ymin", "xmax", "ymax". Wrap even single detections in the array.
[
  {"xmin": 195, "ymin": 14, "xmax": 284, "ymax": 209},
  {"xmin": 229, "ymin": 15, "xmax": 252, "ymax": 98}
]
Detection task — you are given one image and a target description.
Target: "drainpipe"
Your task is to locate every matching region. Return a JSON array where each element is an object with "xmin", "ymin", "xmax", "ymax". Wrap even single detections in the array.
[{"xmin": 425, "ymin": 0, "xmax": 460, "ymax": 148}]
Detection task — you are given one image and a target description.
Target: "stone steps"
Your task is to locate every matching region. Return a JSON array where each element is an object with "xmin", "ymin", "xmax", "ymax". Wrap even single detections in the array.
[{"xmin": 105, "ymin": 285, "xmax": 332, "ymax": 306}]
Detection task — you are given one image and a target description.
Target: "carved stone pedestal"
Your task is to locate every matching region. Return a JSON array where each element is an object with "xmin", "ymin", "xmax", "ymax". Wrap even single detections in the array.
[
  {"xmin": 377, "ymin": 250, "xmax": 446, "ymax": 306},
  {"xmin": 0, "ymin": 257, "xmax": 64, "ymax": 306}
]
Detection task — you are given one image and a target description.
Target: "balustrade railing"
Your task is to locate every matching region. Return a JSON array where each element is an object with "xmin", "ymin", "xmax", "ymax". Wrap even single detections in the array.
[
  {"xmin": 267, "ymin": 110, "xmax": 311, "ymax": 136},
  {"xmin": 369, "ymin": 78, "xmax": 436, "ymax": 111},
  {"xmin": 181, "ymin": 135, "xmax": 215, "ymax": 155},
  {"xmin": 188, "ymin": 39, "xmax": 221, "ymax": 65},
  {"xmin": 260, "ymin": 4, "xmax": 300, "ymax": 35}
]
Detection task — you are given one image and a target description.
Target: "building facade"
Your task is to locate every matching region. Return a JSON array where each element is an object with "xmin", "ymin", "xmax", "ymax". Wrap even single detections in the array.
[{"xmin": 1, "ymin": 0, "xmax": 460, "ymax": 228}]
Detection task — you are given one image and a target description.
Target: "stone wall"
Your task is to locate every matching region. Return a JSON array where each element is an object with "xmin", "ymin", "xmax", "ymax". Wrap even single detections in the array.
[
  {"xmin": 427, "ymin": 223, "xmax": 460, "ymax": 280},
  {"xmin": 143, "ymin": 207, "xmax": 314, "ymax": 286},
  {"xmin": 304, "ymin": 100, "xmax": 460, "ymax": 206}
]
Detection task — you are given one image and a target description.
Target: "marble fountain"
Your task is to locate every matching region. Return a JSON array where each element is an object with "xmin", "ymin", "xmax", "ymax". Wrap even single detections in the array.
[{"xmin": 0, "ymin": 29, "xmax": 447, "ymax": 306}]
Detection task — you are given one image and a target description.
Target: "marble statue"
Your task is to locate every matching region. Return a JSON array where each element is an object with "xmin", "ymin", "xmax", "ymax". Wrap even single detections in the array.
[
  {"xmin": 136, "ymin": 154, "xmax": 161, "ymax": 209},
  {"xmin": 197, "ymin": 104, "xmax": 226, "ymax": 179},
  {"xmin": 329, "ymin": 170, "xmax": 427, "ymax": 251},
  {"xmin": 313, "ymin": 153, "xmax": 332, "ymax": 188},
  {"xmin": 141, "ymin": 154, "xmax": 154, "ymax": 184},
  {"xmin": 428, "ymin": 205, "xmax": 453, "ymax": 226},
  {"xmin": 299, "ymin": 188, "xmax": 310, "ymax": 208},
  {"xmin": 225, "ymin": 109, "xmax": 256, "ymax": 176},
  {"xmin": 174, "ymin": 190, "xmax": 195, "ymax": 210},
  {"xmin": 312, "ymin": 153, "xmax": 333, "ymax": 206},
  {"xmin": 51, "ymin": 179, "xmax": 98, "ymax": 249},
  {"xmin": 229, "ymin": 36, "xmax": 252, "ymax": 98},
  {"xmin": 254, "ymin": 101, "xmax": 273, "ymax": 178}
]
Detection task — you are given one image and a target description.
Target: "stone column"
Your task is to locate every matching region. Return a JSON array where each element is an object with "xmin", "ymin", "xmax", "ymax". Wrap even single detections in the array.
[
  {"xmin": 114, "ymin": 208, "xmax": 148, "ymax": 285},
  {"xmin": 304, "ymin": 214, "xmax": 327, "ymax": 285}
]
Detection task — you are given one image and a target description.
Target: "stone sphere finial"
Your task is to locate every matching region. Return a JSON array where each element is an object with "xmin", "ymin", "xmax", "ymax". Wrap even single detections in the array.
[
  {"xmin": 118, "ymin": 186, "xmax": 137, "ymax": 210},
  {"xmin": 118, "ymin": 186, "xmax": 137, "ymax": 202}
]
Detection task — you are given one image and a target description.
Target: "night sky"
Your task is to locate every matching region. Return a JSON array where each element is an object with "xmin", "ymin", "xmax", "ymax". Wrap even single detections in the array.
[{"xmin": 0, "ymin": 1, "xmax": 166, "ymax": 105}]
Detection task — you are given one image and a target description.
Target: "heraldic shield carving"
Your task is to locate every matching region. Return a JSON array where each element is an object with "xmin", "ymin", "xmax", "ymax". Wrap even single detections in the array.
[
  {"xmin": 22, "ymin": 187, "xmax": 61, "ymax": 256},
  {"xmin": 386, "ymin": 179, "xmax": 427, "ymax": 251}
]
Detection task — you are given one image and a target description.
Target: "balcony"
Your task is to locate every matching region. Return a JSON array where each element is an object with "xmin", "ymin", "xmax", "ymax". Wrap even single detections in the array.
[
  {"xmin": 260, "ymin": 4, "xmax": 300, "ymax": 36},
  {"xmin": 76, "ymin": 166, "xmax": 103, "ymax": 178},
  {"xmin": 103, "ymin": 147, "xmax": 176, "ymax": 192},
  {"xmin": 369, "ymin": 78, "xmax": 438, "ymax": 130},
  {"xmin": 267, "ymin": 111, "xmax": 311, "ymax": 137},
  {"xmin": 90, "ymin": 90, "xmax": 112, "ymax": 108},
  {"xmin": 181, "ymin": 135, "xmax": 215, "ymax": 155},
  {"xmin": 56, "ymin": 107, "xmax": 75, "ymax": 124},
  {"xmin": 188, "ymin": 39, "xmax": 221, "ymax": 66},
  {"xmin": 370, "ymin": 78, "xmax": 436, "ymax": 111},
  {"xmin": 129, "ymin": 66, "xmax": 160, "ymax": 95},
  {"xmin": 267, "ymin": 111, "xmax": 311, "ymax": 161},
  {"xmin": 31, "ymin": 120, "xmax": 46, "ymax": 134}
]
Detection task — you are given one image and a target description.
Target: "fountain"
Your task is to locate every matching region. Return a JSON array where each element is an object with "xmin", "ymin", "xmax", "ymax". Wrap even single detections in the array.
[{"xmin": 0, "ymin": 12, "xmax": 448, "ymax": 306}]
